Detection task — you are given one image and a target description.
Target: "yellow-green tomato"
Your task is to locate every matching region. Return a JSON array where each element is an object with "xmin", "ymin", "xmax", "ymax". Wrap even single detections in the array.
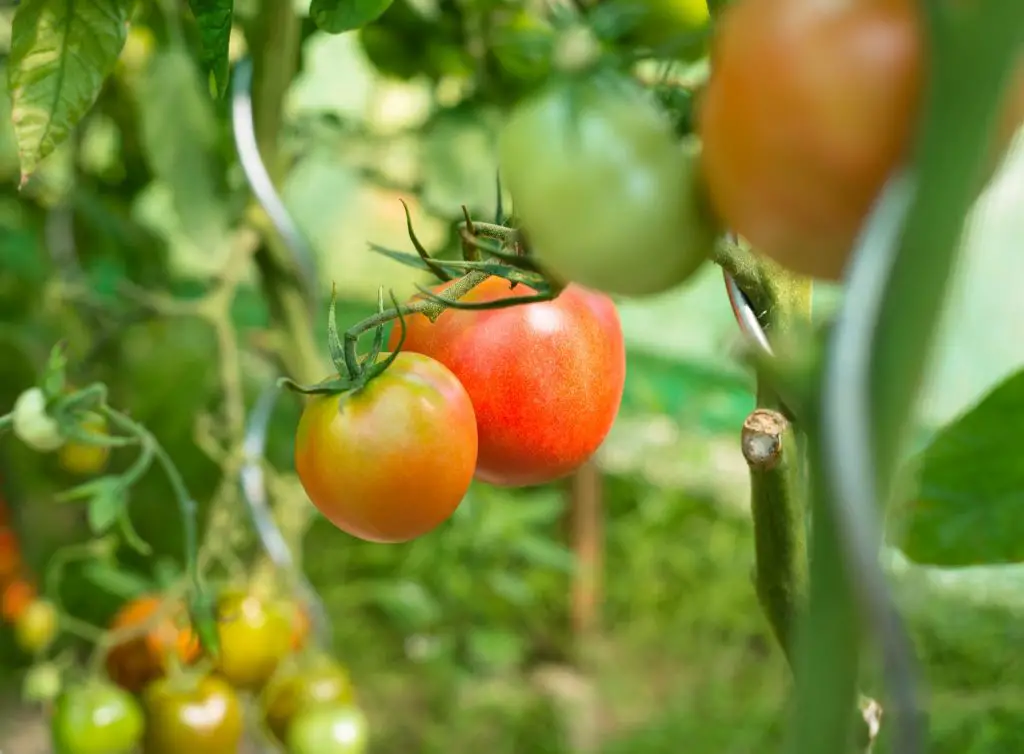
[
  {"xmin": 50, "ymin": 681, "xmax": 144, "ymax": 754},
  {"xmin": 262, "ymin": 654, "xmax": 357, "ymax": 744},
  {"xmin": 286, "ymin": 704, "xmax": 369, "ymax": 754},
  {"xmin": 14, "ymin": 598, "xmax": 59, "ymax": 654},
  {"xmin": 141, "ymin": 674, "xmax": 244, "ymax": 754},
  {"xmin": 498, "ymin": 75, "xmax": 719, "ymax": 297},
  {"xmin": 622, "ymin": 0, "xmax": 711, "ymax": 56}
]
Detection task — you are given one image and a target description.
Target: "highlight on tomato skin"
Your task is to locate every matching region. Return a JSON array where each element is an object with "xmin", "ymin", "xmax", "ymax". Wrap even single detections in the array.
[
  {"xmin": 388, "ymin": 277, "xmax": 626, "ymax": 488},
  {"xmin": 294, "ymin": 351, "xmax": 479, "ymax": 543}
]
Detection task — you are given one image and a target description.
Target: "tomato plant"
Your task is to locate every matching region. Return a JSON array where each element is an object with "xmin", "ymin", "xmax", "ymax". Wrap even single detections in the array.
[
  {"xmin": 105, "ymin": 595, "xmax": 200, "ymax": 693},
  {"xmin": 698, "ymin": 0, "xmax": 1024, "ymax": 280},
  {"xmin": 50, "ymin": 680, "xmax": 144, "ymax": 754},
  {"xmin": 14, "ymin": 597, "xmax": 59, "ymax": 654},
  {"xmin": 262, "ymin": 653, "xmax": 356, "ymax": 744},
  {"xmin": 141, "ymin": 674, "xmax": 244, "ymax": 754},
  {"xmin": 294, "ymin": 352, "xmax": 478, "ymax": 543},
  {"xmin": 58, "ymin": 412, "xmax": 111, "ymax": 476},
  {"xmin": 388, "ymin": 277, "xmax": 626, "ymax": 486},
  {"xmin": 213, "ymin": 589, "xmax": 292, "ymax": 690},
  {"xmin": 498, "ymin": 74, "xmax": 719, "ymax": 297},
  {"xmin": 286, "ymin": 703, "xmax": 370, "ymax": 754}
]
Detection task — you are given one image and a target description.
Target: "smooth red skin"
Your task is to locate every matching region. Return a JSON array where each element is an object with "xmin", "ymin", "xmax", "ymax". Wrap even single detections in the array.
[
  {"xmin": 699, "ymin": 0, "xmax": 923, "ymax": 280},
  {"xmin": 295, "ymin": 352, "xmax": 478, "ymax": 543},
  {"xmin": 387, "ymin": 278, "xmax": 625, "ymax": 487}
]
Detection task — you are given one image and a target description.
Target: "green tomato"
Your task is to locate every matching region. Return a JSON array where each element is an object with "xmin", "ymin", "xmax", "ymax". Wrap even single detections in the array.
[
  {"xmin": 50, "ymin": 680, "xmax": 144, "ymax": 754},
  {"xmin": 498, "ymin": 75, "xmax": 719, "ymax": 297},
  {"xmin": 622, "ymin": 0, "xmax": 711, "ymax": 56},
  {"xmin": 286, "ymin": 704, "xmax": 369, "ymax": 754},
  {"xmin": 262, "ymin": 653, "xmax": 356, "ymax": 745}
]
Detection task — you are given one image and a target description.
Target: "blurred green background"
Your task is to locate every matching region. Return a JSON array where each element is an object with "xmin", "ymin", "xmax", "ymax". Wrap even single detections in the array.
[{"xmin": 1, "ymin": 3, "xmax": 1024, "ymax": 752}]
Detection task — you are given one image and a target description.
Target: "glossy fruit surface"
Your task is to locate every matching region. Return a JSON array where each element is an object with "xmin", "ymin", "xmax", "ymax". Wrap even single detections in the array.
[
  {"xmin": 295, "ymin": 352, "xmax": 478, "ymax": 542},
  {"xmin": 14, "ymin": 597, "xmax": 59, "ymax": 654},
  {"xmin": 214, "ymin": 589, "xmax": 292, "ymax": 690},
  {"xmin": 105, "ymin": 595, "xmax": 199, "ymax": 693},
  {"xmin": 141, "ymin": 674, "xmax": 243, "ymax": 754},
  {"xmin": 59, "ymin": 413, "xmax": 111, "ymax": 475},
  {"xmin": 50, "ymin": 681, "xmax": 144, "ymax": 754},
  {"xmin": 498, "ymin": 75, "xmax": 718, "ymax": 296},
  {"xmin": 286, "ymin": 704, "xmax": 369, "ymax": 754},
  {"xmin": 699, "ymin": 0, "xmax": 1024, "ymax": 280},
  {"xmin": 388, "ymin": 278, "xmax": 626, "ymax": 486},
  {"xmin": 262, "ymin": 654, "xmax": 356, "ymax": 744}
]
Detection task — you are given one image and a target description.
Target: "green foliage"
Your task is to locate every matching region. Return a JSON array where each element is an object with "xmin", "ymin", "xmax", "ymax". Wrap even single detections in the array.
[
  {"xmin": 311, "ymin": 0, "xmax": 396, "ymax": 34},
  {"xmin": 186, "ymin": 0, "xmax": 234, "ymax": 96},
  {"xmin": 7, "ymin": 0, "xmax": 133, "ymax": 181},
  {"xmin": 897, "ymin": 368, "xmax": 1024, "ymax": 566}
]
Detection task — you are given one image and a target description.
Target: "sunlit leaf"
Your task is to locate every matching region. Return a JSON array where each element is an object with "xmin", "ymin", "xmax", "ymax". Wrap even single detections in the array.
[
  {"xmin": 7, "ymin": 0, "xmax": 133, "ymax": 182},
  {"xmin": 187, "ymin": 0, "xmax": 233, "ymax": 97},
  {"xmin": 897, "ymin": 368, "xmax": 1024, "ymax": 566},
  {"xmin": 309, "ymin": 0, "xmax": 394, "ymax": 34}
]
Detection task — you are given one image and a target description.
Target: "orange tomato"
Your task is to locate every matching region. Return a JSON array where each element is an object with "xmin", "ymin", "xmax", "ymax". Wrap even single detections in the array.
[
  {"xmin": 2, "ymin": 578, "xmax": 37, "ymax": 622},
  {"xmin": 105, "ymin": 596, "xmax": 200, "ymax": 693}
]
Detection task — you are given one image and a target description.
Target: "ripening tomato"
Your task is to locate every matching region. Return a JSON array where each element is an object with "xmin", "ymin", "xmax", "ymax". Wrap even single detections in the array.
[
  {"xmin": 50, "ymin": 680, "xmax": 144, "ymax": 754},
  {"xmin": 286, "ymin": 704, "xmax": 369, "ymax": 754},
  {"xmin": 141, "ymin": 674, "xmax": 243, "ymax": 754},
  {"xmin": 2, "ymin": 578, "xmax": 36, "ymax": 622},
  {"xmin": 0, "ymin": 527, "xmax": 19, "ymax": 580},
  {"xmin": 388, "ymin": 278, "xmax": 625, "ymax": 487},
  {"xmin": 14, "ymin": 598, "xmax": 59, "ymax": 654},
  {"xmin": 498, "ymin": 74, "xmax": 719, "ymax": 296},
  {"xmin": 105, "ymin": 595, "xmax": 200, "ymax": 693},
  {"xmin": 295, "ymin": 352, "xmax": 478, "ymax": 543},
  {"xmin": 262, "ymin": 653, "xmax": 356, "ymax": 744},
  {"xmin": 699, "ymin": 0, "xmax": 1024, "ymax": 281},
  {"xmin": 214, "ymin": 589, "xmax": 292, "ymax": 690},
  {"xmin": 58, "ymin": 413, "xmax": 111, "ymax": 476}
]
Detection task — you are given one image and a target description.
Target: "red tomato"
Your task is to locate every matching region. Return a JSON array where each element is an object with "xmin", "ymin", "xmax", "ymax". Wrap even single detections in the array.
[
  {"xmin": 388, "ymin": 277, "xmax": 625, "ymax": 487},
  {"xmin": 295, "ymin": 352, "xmax": 478, "ymax": 542},
  {"xmin": 699, "ymin": 0, "xmax": 1024, "ymax": 281}
]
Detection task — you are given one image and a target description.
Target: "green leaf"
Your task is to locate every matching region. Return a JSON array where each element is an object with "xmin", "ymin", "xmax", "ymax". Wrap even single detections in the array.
[
  {"xmin": 309, "ymin": 0, "xmax": 395, "ymax": 34},
  {"xmin": 81, "ymin": 560, "xmax": 153, "ymax": 599},
  {"xmin": 137, "ymin": 50, "xmax": 229, "ymax": 254},
  {"xmin": 187, "ymin": 0, "xmax": 234, "ymax": 97},
  {"xmin": 7, "ymin": 0, "xmax": 133, "ymax": 182},
  {"xmin": 897, "ymin": 368, "xmax": 1024, "ymax": 566},
  {"xmin": 87, "ymin": 478, "xmax": 126, "ymax": 533}
]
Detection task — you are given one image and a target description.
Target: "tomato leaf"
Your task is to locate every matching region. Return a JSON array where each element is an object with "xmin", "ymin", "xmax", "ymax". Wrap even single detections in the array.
[
  {"xmin": 7, "ymin": 0, "xmax": 133, "ymax": 183},
  {"xmin": 136, "ymin": 50, "xmax": 229, "ymax": 255},
  {"xmin": 86, "ymin": 479, "xmax": 126, "ymax": 534},
  {"xmin": 309, "ymin": 0, "xmax": 395, "ymax": 34},
  {"xmin": 896, "ymin": 368, "xmax": 1024, "ymax": 566},
  {"xmin": 81, "ymin": 560, "xmax": 153, "ymax": 600},
  {"xmin": 186, "ymin": 0, "xmax": 234, "ymax": 98}
]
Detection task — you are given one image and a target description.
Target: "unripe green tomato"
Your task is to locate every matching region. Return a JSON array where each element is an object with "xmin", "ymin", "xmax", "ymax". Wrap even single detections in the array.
[
  {"xmin": 12, "ymin": 387, "xmax": 64, "ymax": 452},
  {"xmin": 357, "ymin": 26, "xmax": 423, "ymax": 81},
  {"xmin": 621, "ymin": 0, "xmax": 711, "ymax": 58},
  {"xmin": 286, "ymin": 704, "xmax": 369, "ymax": 754},
  {"xmin": 262, "ymin": 653, "xmax": 356, "ymax": 745},
  {"xmin": 23, "ymin": 661, "xmax": 63, "ymax": 703},
  {"xmin": 491, "ymin": 10, "xmax": 554, "ymax": 83},
  {"xmin": 50, "ymin": 680, "xmax": 144, "ymax": 754},
  {"xmin": 498, "ymin": 75, "xmax": 719, "ymax": 297}
]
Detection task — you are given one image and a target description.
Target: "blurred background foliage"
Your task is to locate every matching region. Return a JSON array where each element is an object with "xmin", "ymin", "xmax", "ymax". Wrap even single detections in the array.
[{"xmin": 0, "ymin": 0, "xmax": 1023, "ymax": 751}]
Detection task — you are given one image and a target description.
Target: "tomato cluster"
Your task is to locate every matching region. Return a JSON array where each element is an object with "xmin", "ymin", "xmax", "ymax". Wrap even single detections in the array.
[{"xmin": 48, "ymin": 586, "xmax": 368, "ymax": 753}]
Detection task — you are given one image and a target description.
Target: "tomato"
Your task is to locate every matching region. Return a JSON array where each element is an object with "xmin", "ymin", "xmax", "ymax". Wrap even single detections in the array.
[
  {"xmin": 295, "ymin": 352, "xmax": 478, "ymax": 542},
  {"xmin": 12, "ymin": 387, "xmax": 64, "ymax": 452},
  {"xmin": 14, "ymin": 598, "xmax": 59, "ymax": 654},
  {"xmin": 50, "ymin": 680, "xmax": 144, "ymax": 754},
  {"xmin": 290, "ymin": 602, "xmax": 311, "ymax": 651},
  {"xmin": 388, "ymin": 278, "xmax": 625, "ymax": 486},
  {"xmin": 286, "ymin": 704, "xmax": 369, "ymax": 754},
  {"xmin": 105, "ymin": 595, "xmax": 200, "ymax": 693},
  {"xmin": 262, "ymin": 653, "xmax": 356, "ymax": 744},
  {"xmin": 23, "ymin": 660, "xmax": 63, "ymax": 702},
  {"xmin": 2, "ymin": 578, "xmax": 36, "ymax": 622},
  {"xmin": 141, "ymin": 674, "xmax": 243, "ymax": 754},
  {"xmin": 214, "ymin": 589, "xmax": 292, "ymax": 690},
  {"xmin": 59, "ymin": 413, "xmax": 111, "ymax": 476},
  {"xmin": 498, "ymin": 75, "xmax": 718, "ymax": 296},
  {"xmin": 698, "ymin": 0, "xmax": 1024, "ymax": 281},
  {"xmin": 0, "ymin": 527, "xmax": 19, "ymax": 580}
]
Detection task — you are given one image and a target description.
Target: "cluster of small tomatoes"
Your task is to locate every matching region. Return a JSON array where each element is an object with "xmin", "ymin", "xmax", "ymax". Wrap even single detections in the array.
[{"xmin": 30, "ymin": 588, "xmax": 365, "ymax": 754}]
